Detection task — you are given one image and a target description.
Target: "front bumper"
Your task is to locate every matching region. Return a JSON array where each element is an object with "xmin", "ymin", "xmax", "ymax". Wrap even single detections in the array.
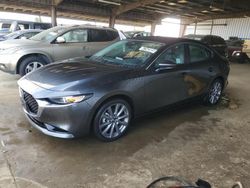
[
  {"xmin": 0, "ymin": 53, "xmax": 21, "ymax": 74},
  {"xmin": 25, "ymin": 113, "xmax": 74, "ymax": 139},
  {"xmin": 18, "ymin": 78, "xmax": 94, "ymax": 138},
  {"xmin": 21, "ymin": 95, "xmax": 93, "ymax": 138}
]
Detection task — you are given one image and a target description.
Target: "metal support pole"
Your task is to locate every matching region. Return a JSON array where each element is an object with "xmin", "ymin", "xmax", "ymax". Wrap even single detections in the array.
[
  {"xmin": 151, "ymin": 22, "xmax": 157, "ymax": 36},
  {"xmin": 194, "ymin": 21, "xmax": 197, "ymax": 35},
  {"xmin": 109, "ymin": 15, "xmax": 116, "ymax": 28},
  {"xmin": 51, "ymin": 5, "xmax": 57, "ymax": 27},
  {"xmin": 210, "ymin": 19, "xmax": 214, "ymax": 35}
]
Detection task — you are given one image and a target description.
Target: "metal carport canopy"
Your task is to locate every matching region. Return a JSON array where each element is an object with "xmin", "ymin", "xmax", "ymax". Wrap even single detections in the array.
[{"xmin": 0, "ymin": 0, "xmax": 250, "ymax": 27}]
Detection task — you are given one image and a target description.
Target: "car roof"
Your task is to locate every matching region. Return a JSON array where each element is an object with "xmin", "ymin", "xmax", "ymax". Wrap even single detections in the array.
[
  {"xmin": 21, "ymin": 29, "xmax": 43, "ymax": 32},
  {"xmin": 13, "ymin": 29, "xmax": 43, "ymax": 34},
  {"xmin": 134, "ymin": 36, "xmax": 207, "ymax": 46},
  {"xmin": 58, "ymin": 24, "xmax": 117, "ymax": 31}
]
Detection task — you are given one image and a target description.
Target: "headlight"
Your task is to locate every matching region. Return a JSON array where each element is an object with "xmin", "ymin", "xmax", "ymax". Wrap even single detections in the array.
[{"xmin": 49, "ymin": 95, "xmax": 90, "ymax": 104}]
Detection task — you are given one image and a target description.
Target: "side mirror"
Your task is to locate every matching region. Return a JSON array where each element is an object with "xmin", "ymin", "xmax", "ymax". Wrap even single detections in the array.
[
  {"xmin": 20, "ymin": 36, "xmax": 27, "ymax": 40},
  {"xmin": 56, "ymin": 36, "xmax": 66, "ymax": 44}
]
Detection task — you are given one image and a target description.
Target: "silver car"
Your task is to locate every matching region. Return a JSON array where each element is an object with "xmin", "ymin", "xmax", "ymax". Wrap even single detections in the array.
[{"xmin": 0, "ymin": 25, "xmax": 125, "ymax": 76}]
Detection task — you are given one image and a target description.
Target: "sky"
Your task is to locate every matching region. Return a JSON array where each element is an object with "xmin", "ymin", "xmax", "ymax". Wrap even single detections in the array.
[{"xmin": 0, "ymin": 11, "xmax": 181, "ymax": 37}]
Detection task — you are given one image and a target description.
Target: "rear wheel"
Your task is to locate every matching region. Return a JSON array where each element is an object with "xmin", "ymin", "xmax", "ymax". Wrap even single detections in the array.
[
  {"xmin": 93, "ymin": 99, "xmax": 131, "ymax": 142},
  {"xmin": 19, "ymin": 56, "xmax": 48, "ymax": 76},
  {"xmin": 204, "ymin": 79, "xmax": 223, "ymax": 105}
]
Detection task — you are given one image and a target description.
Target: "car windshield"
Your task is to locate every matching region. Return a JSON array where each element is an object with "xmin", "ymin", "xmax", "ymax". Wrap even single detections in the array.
[
  {"xmin": 90, "ymin": 40, "xmax": 164, "ymax": 67},
  {"xmin": 5, "ymin": 31, "xmax": 22, "ymax": 38},
  {"xmin": 30, "ymin": 26, "xmax": 66, "ymax": 42}
]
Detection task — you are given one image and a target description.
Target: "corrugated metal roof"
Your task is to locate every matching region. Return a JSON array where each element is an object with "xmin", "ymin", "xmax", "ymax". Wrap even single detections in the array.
[{"xmin": 186, "ymin": 17, "xmax": 250, "ymax": 40}]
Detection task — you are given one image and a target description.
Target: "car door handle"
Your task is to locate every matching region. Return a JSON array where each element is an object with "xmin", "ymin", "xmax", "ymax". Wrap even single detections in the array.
[
  {"xmin": 82, "ymin": 46, "xmax": 87, "ymax": 50},
  {"xmin": 208, "ymin": 67, "xmax": 213, "ymax": 72}
]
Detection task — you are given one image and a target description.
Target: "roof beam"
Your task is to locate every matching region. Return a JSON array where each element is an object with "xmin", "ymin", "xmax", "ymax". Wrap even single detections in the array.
[
  {"xmin": 114, "ymin": 0, "xmax": 167, "ymax": 15},
  {"xmin": 199, "ymin": 10, "xmax": 250, "ymax": 21}
]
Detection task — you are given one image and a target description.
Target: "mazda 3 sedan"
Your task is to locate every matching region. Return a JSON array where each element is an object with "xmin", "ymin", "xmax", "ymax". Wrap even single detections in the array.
[{"xmin": 18, "ymin": 37, "xmax": 230, "ymax": 142}]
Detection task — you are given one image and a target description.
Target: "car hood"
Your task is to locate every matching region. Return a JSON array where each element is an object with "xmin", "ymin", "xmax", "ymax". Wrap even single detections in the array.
[
  {"xmin": 22, "ymin": 59, "xmax": 130, "ymax": 92},
  {"xmin": 0, "ymin": 39, "xmax": 43, "ymax": 50}
]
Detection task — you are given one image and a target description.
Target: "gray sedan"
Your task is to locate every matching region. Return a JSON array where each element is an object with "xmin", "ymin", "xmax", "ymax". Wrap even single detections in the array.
[
  {"xmin": 18, "ymin": 37, "xmax": 230, "ymax": 142},
  {"xmin": 0, "ymin": 25, "xmax": 124, "ymax": 76}
]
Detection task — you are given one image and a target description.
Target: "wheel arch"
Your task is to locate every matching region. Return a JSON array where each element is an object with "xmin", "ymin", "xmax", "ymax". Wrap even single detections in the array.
[
  {"xmin": 16, "ymin": 53, "xmax": 52, "ymax": 74},
  {"xmin": 89, "ymin": 93, "xmax": 135, "ymax": 132}
]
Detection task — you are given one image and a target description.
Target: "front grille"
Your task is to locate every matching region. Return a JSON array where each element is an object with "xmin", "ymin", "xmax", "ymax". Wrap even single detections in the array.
[{"xmin": 22, "ymin": 90, "xmax": 38, "ymax": 114}]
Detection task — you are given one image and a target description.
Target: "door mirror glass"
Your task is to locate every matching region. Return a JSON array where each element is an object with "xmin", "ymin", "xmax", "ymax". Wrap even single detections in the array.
[{"xmin": 56, "ymin": 36, "xmax": 66, "ymax": 43}]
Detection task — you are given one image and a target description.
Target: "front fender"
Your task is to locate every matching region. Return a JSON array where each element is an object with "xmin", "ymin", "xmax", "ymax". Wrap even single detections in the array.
[{"xmin": 15, "ymin": 50, "xmax": 54, "ymax": 74}]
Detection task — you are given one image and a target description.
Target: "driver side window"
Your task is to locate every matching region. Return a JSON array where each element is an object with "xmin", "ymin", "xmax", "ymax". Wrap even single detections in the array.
[
  {"xmin": 155, "ymin": 44, "xmax": 185, "ymax": 67},
  {"xmin": 61, "ymin": 29, "xmax": 88, "ymax": 43}
]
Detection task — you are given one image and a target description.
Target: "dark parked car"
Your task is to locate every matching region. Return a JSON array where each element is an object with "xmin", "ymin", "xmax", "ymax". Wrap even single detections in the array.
[
  {"xmin": 226, "ymin": 39, "xmax": 244, "ymax": 63},
  {"xmin": 18, "ymin": 37, "xmax": 230, "ymax": 142},
  {"xmin": 184, "ymin": 34, "xmax": 227, "ymax": 57},
  {"xmin": 0, "ymin": 29, "xmax": 42, "ymax": 41},
  {"xmin": 124, "ymin": 31, "xmax": 151, "ymax": 38}
]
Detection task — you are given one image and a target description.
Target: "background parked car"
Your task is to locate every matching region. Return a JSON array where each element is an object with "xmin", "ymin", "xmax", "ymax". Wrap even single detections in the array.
[
  {"xmin": 184, "ymin": 34, "xmax": 227, "ymax": 57},
  {"xmin": 226, "ymin": 39, "xmax": 245, "ymax": 63},
  {"xmin": 0, "ymin": 25, "xmax": 126, "ymax": 76},
  {"xmin": 124, "ymin": 31, "xmax": 151, "ymax": 38},
  {"xmin": 0, "ymin": 19, "xmax": 51, "ymax": 36},
  {"xmin": 0, "ymin": 29, "xmax": 42, "ymax": 41}
]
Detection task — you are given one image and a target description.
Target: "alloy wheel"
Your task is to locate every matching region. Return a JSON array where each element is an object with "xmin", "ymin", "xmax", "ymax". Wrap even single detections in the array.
[
  {"xmin": 99, "ymin": 103, "xmax": 130, "ymax": 139},
  {"xmin": 25, "ymin": 61, "xmax": 44, "ymax": 74},
  {"xmin": 209, "ymin": 81, "xmax": 222, "ymax": 104}
]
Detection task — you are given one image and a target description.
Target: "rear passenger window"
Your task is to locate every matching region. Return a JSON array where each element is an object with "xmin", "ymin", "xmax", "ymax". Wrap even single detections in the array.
[
  {"xmin": 107, "ymin": 30, "xmax": 119, "ymax": 40},
  {"xmin": 89, "ymin": 29, "xmax": 117, "ymax": 42},
  {"xmin": 189, "ymin": 44, "xmax": 211, "ymax": 63},
  {"xmin": 155, "ymin": 44, "xmax": 185, "ymax": 66}
]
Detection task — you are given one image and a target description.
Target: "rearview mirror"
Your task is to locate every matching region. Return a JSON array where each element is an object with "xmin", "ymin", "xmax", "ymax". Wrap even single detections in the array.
[{"xmin": 56, "ymin": 36, "xmax": 66, "ymax": 44}]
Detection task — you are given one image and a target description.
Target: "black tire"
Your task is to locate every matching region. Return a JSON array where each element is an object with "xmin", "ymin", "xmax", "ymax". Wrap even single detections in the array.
[
  {"xmin": 204, "ymin": 79, "xmax": 223, "ymax": 105},
  {"xmin": 237, "ymin": 53, "xmax": 248, "ymax": 64},
  {"xmin": 19, "ymin": 56, "xmax": 48, "ymax": 76},
  {"xmin": 93, "ymin": 99, "xmax": 132, "ymax": 142}
]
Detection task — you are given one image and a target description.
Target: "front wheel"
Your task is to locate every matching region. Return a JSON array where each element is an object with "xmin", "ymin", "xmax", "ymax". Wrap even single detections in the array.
[
  {"xmin": 93, "ymin": 99, "xmax": 132, "ymax": 142},
  {"xmin": 19, "ymin": 56, "xmax": 48, "ymax": 76},
  {"xmin": 204, "ymin": 79, "xmax": 223, "ymax": 105}
]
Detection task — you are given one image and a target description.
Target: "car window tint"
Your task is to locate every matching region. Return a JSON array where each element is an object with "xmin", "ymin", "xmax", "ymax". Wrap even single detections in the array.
[
  {"xmin": 61, "ymin": 29, "xmax": 88, "ymax": 43},
  {"xmin": 1, "ymin": 23, "xmax": 11, "ymax": 29},
  {"xmin": 155, "ymin": 44, "xmax": 185, "ymax": 66},
  {"xmin": 17, "ymin": 24, "xmax": 29, "ymax": 30},
  {"xmin": 34, "ymin": 23, "xmax": 51, "ymax": 30},
  {"xmin": 106, "ymin": 30, "xmax": 119, "ymax": 40},
  {"xmin": 189, "ymin": 44, "xmax": 210, "ymax": 63},
  {"xmin": 89, "ymin": 29, "xmax": 117, "ymax": 42}
]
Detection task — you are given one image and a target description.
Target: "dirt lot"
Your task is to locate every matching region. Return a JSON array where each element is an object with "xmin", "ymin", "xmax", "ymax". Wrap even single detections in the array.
[{"xmin": 0, "ymin": 63, "xmax": 249, "ymax": 188}]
